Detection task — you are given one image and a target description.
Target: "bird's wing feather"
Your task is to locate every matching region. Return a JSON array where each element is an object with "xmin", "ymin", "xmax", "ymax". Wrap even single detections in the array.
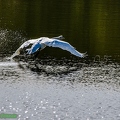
[
  {"xmin": 45, "ymin": 39, "xmax": 86, "ymax": 58},
  {"xmin": 26, "ymin": 37, "xmax": 48, "ymax": 54},
  {"xmin": 20, "ymin": 39, "xmax": 38, "ymax": 49},
  {"xmin": 11, "ymin": 39, "xmax": 37, "ymax": 58},
  {"xmin": 27, "ymin": 42, "xmax": 41, "ymax": 54}
]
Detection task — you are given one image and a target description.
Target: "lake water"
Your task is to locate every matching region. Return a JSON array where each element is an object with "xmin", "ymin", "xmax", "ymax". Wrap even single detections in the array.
[{"xmin": 0, "ymin": 1, "xmax": 120, "ymax": 120}]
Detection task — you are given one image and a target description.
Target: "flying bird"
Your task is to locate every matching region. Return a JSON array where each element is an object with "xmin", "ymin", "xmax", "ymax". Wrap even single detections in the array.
[{"xmin": 11, "ymin": 35, "xmax": 87, "ymax": 59}]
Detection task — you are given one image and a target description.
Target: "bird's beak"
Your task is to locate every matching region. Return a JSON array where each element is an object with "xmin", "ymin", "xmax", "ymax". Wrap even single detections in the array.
[{"xmin": 52, "ymin": 35, "xmax": 65, "ymax": 40}]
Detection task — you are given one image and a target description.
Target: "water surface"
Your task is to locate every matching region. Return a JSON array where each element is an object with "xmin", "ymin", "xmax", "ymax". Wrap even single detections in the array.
[
  {"xmin": 0, "ymin": 1, "xmax": 120, "ymax": 120},
  {"xmin": 0, "ymin": 0, "xmax": 120, "ymax": 61},
  {"xmin": 0, "ymin": 58, "xmax": 120, "ymax": 120}
]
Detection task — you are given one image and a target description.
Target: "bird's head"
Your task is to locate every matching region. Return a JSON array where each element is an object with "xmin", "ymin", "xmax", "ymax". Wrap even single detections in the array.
[{"xmin": 52, "ymin": 35, "xmax": 65, "ymax": 40}]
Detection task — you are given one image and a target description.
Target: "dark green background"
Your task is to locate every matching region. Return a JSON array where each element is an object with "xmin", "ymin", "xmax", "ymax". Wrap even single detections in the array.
[{"xmin": 0, "ymin": 0, "xmax": 120, "ymax": 61}]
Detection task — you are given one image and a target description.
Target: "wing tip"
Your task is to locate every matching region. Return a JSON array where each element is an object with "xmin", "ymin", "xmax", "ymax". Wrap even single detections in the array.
[{"xmin": 81, "ymin": 52, "xmax": 88, "ymax": 58}]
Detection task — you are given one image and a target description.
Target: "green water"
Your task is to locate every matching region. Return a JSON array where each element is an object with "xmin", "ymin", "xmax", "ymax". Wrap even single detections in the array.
[{"xmin": 0, "ymin": 0, "xmax": 120, "ymax": 61}]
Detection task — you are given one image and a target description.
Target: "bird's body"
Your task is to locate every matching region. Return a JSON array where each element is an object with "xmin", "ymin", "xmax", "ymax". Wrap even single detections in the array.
[{"xmin": 11, "ymin": 35, "xmax": 87, "ymax": 59}]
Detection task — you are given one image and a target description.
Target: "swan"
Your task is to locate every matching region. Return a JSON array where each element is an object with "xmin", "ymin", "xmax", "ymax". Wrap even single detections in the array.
[{"xmin": 11, "ymin": 35, "xmax": 87, "ymax": 59}]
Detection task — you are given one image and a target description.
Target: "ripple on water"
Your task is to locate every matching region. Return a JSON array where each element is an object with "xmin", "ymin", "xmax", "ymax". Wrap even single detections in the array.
[{"xmin": 0, "ymin": 57, "xmax": 120, "ymax": 120}]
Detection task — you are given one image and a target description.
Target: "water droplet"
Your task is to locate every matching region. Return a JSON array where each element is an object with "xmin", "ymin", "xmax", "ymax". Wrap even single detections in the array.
[
  {"xmin": 58, "ymin": 103, "xmax": 61, "ymax": 105},
  {"xmin": 96, "ymin": 110, "xmax": 98, "ymax": 113},
  {"xmin": 101, "ymin": 116, "xmax": 104, "ymax": 119},
  {"xmin": 26, "ymin": 116, "xmax": 29, "ymax": 119},
  {"xmin": 66, "ymin": 113, "xmax": 68, "ymax": 116},
  {"xmin": 9, "ymin": 105, "xmax": 12, "ymax": 108},
  {"xmin": 25, "ymin": 110, "xmax": 28, "ymax": 113},
  {"xmin": 53, "ymin": 111, "xmax": 56, "ymax": 114},
  {"xmin": 42, "ymin": 107, "xmax": 46, "ymax": 109}
]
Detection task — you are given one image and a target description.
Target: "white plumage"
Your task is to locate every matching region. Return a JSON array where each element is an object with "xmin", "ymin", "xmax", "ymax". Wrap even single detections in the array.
[{"xmin": 11, "ymin": 35, "xmax": 87, "ymax": 59}]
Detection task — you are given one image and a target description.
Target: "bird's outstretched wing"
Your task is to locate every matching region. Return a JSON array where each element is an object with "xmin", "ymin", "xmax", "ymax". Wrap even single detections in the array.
[
  {"xmin": 45, "ymin": 39, "xmax": 87, "ymax": 58},
  {"xmin": 11, "ymin": 36, "xmax": 87, "ymax": 59},
  {"xmin": 11, "ymin": 39, "xmax": 37, "ymax": 58}
]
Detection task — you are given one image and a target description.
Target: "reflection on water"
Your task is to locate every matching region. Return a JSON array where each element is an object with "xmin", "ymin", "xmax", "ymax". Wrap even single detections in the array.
[{"xmin": 0, "ymin": 57, "xmax": 120, "ymax": 120}]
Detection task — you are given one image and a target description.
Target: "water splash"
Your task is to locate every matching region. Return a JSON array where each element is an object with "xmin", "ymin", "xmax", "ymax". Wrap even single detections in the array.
[{"xmin": 0, "ymin": 29, "xmax": 26, "ymax": 54}]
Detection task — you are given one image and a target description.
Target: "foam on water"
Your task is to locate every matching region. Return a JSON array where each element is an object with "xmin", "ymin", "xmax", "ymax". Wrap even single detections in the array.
[{"xmin": 0, "ymin": 61, "xmax": 18, "ymax": 67}]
